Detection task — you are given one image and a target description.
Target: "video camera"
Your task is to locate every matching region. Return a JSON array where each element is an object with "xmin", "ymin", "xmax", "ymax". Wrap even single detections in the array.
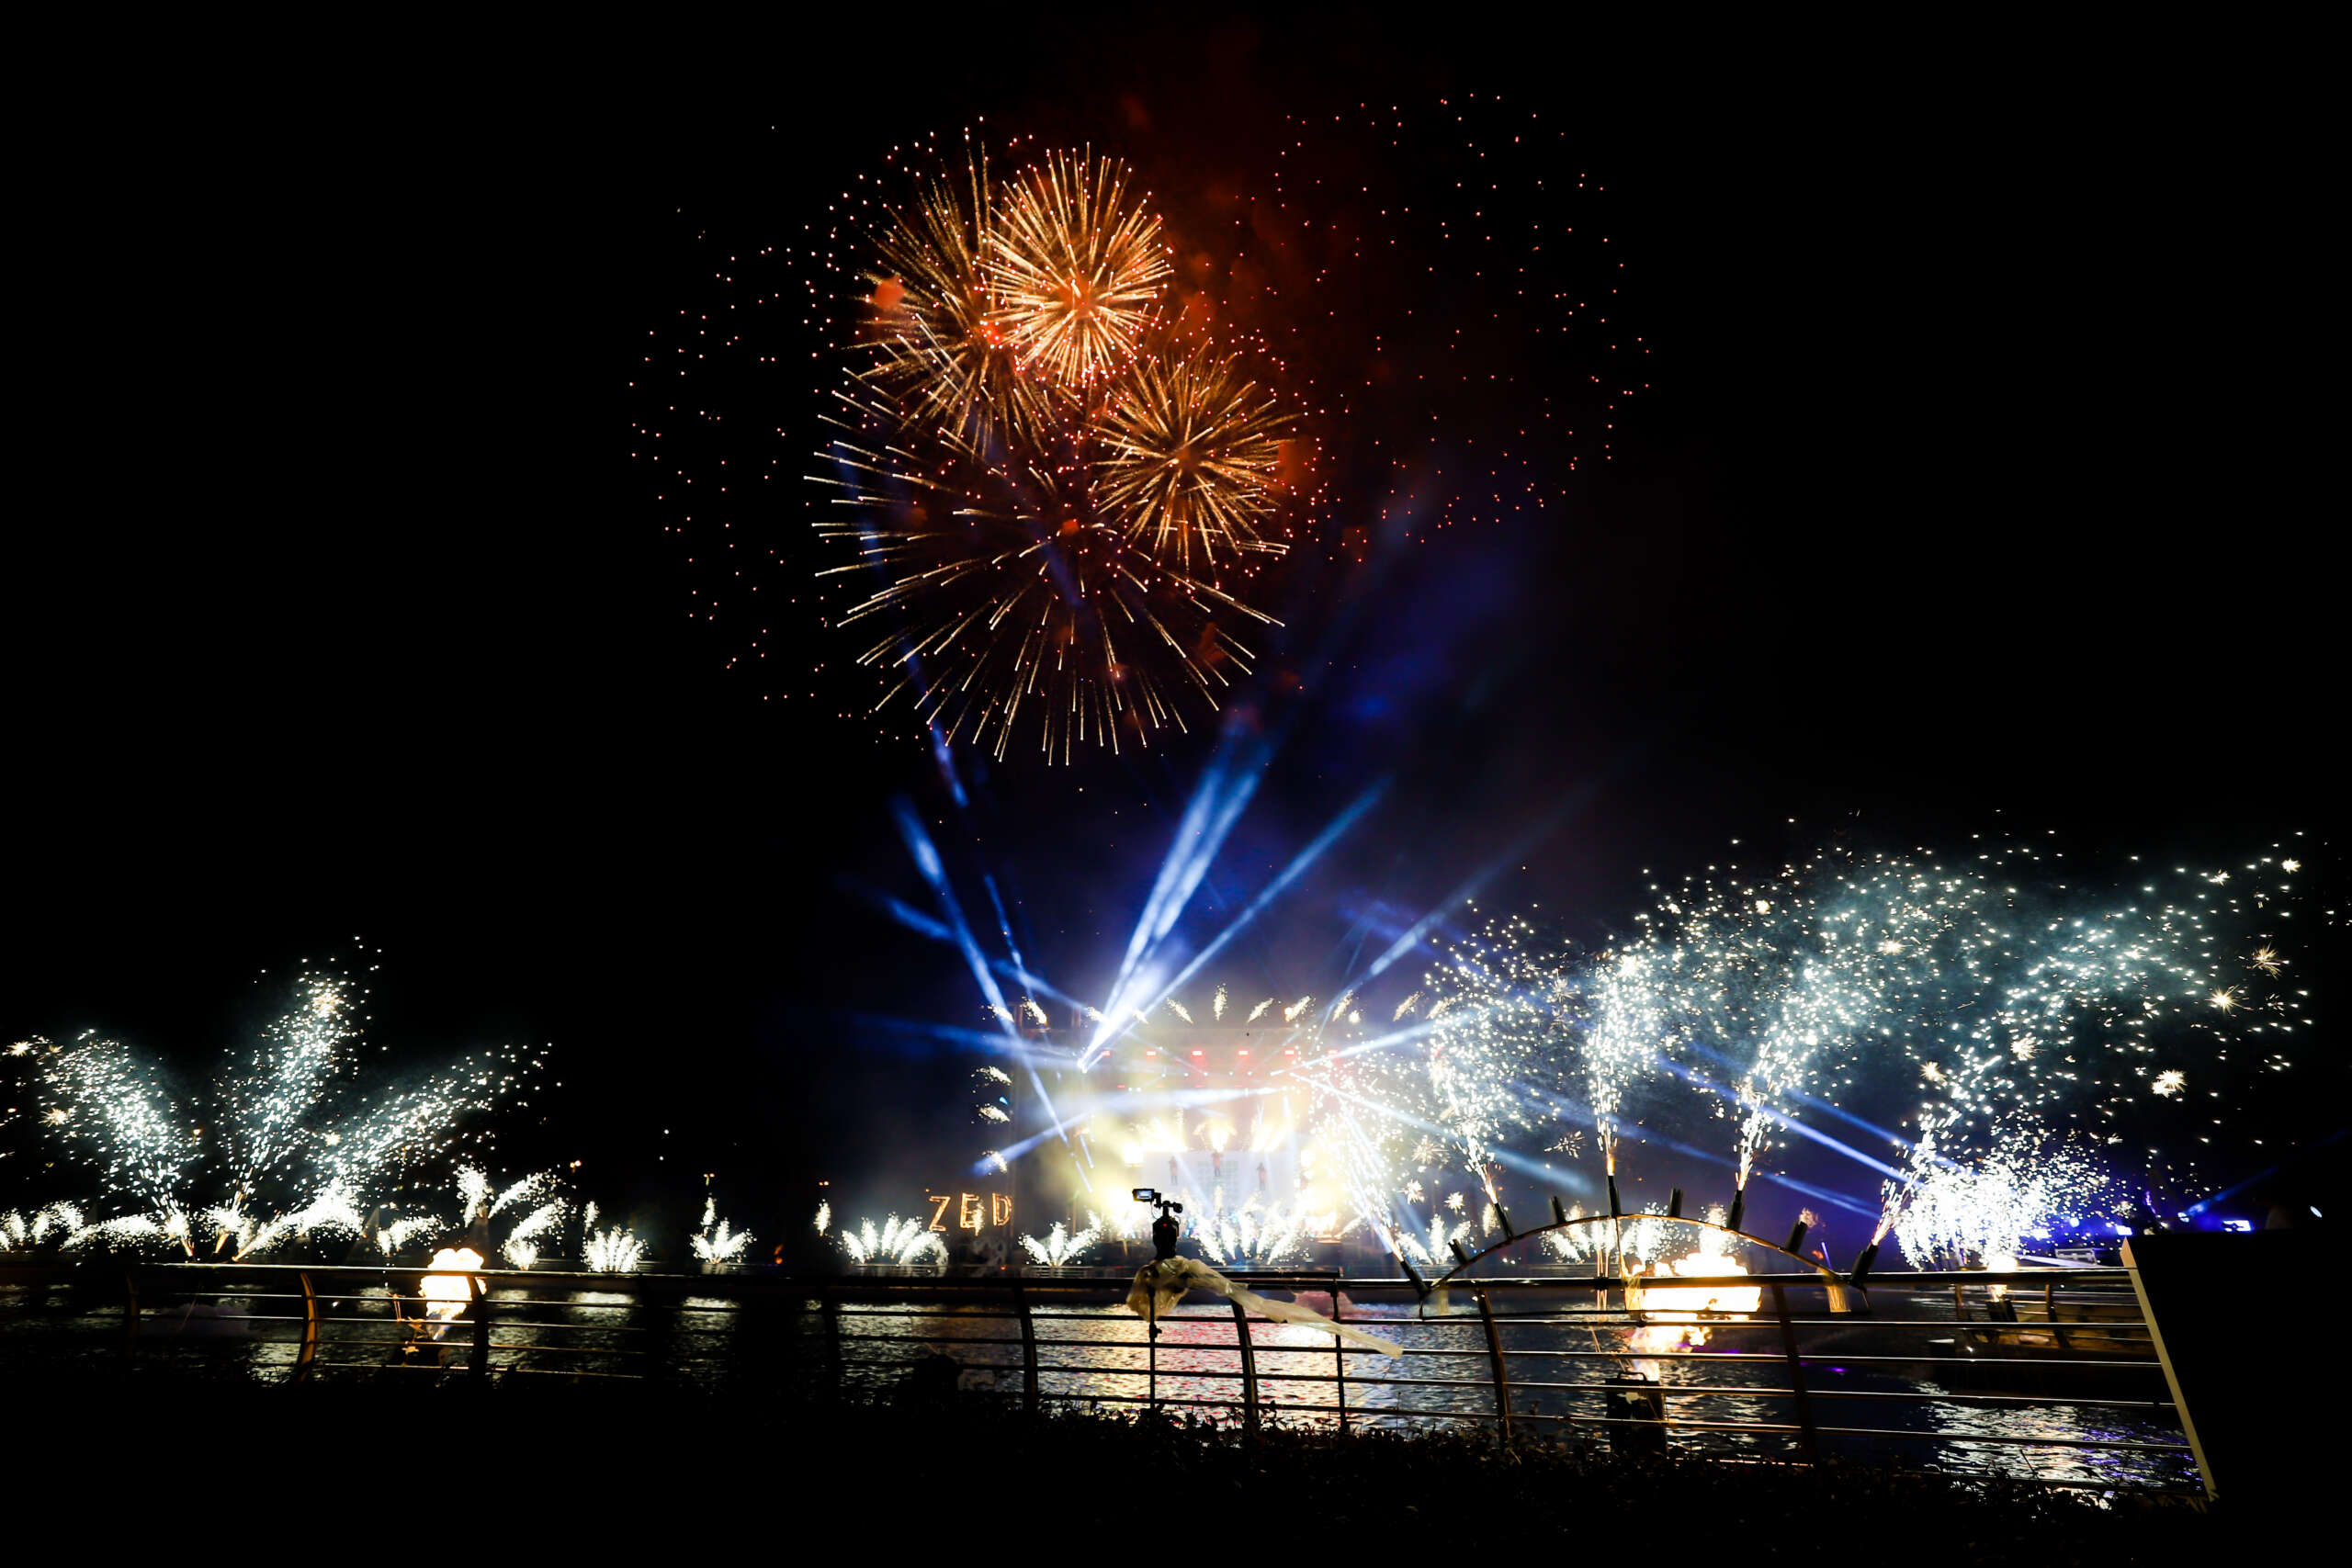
[{"xmin": 1135, "ymin": 1188, "xmax": 1183, "ymax": 1261}]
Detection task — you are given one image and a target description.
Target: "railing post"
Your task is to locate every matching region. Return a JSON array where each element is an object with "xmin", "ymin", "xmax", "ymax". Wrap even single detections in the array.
[
  {"xmin": 2044, "ymin": 1279, "xmax": 2070, "ymax": 1351},
  {"xmin": 121, "ymin": 1269, "xmax": 140, "ymax": 1361},
  {"xmin": 1227, "ymin": 1296, "xmax": 1260, "ymax": 1438},
  {"xmin": 1476, "ymin": 1287, "xmax": 1513, "ymax": 1443},
  {"xmin": 1146, "ymin": 1282, "xmax": 1158, "ymax": 1417},
  {"xmin": 1771, "ymin": 1283, "xmax": 1818, "ymax": 1464},
  {"xmin": 1332, "ymin": 1288, "xmax": 1350, "ymax": 1433},
  {"xmin": 290, "ymin": 1271, "xmax": 320, "ymax": 1384},
  {"xmin": 1014, "ymin": 1281, "xmax": 1039, "ymax": 1415},
  {"xmin": 469, "ymin": 1274, "xmax": 490, "ymax": 1382},
  {"xmin": 819, "ymin": 1285, "xmax": 840, "ymax": 1390}
]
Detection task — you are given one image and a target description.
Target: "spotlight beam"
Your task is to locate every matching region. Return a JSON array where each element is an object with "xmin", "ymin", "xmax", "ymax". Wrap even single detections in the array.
[
  {"xmin": 848, "ymin": 881, "xmax": 1091, "ymax": 1017},
  {"xmin": 1303, "ymin": 1075, "xmax": 1596, "ymax": 1199},
  {"xmin": 1679, "ymin": 1038, "xmax": 1939, "ymax": 1160},
  {"xmin": 1649, "ymin": 1056, "xmax": 1916, "ymax": 1183},
  {"xmin": 1515, "ymin": 1083, "xmax": 1878, "ymax": 1220},
  {"xmin": 1086, "ymin": 728, "xmax": 1275, "ymax": 1065},
  {"xmin": 832, "ymin": 1013, "xmax": 1077, "ymax": 1066},
  {"xmin": 1332, "ymin": 776, "xmax": 1611, "ymax": 1010},
  {"xmin": 1137, "ymin": 777, "xmax": 1391, "ymax": 1027},
  {"xmin": 893, "ymin": 799, "xmax": 1069, "ymax": 1146}
]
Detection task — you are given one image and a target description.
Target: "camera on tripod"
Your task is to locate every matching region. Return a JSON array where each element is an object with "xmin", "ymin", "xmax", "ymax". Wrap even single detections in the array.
[{"xmin": 1134, "ymin": 1188, "xmax": 1183, "ymax": 1260}]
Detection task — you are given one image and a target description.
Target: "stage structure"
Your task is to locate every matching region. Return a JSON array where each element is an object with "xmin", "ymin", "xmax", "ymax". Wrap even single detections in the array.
[{"xmin": 1001, "ymin": 998, "xmax": 1380, "ymax": 1267}]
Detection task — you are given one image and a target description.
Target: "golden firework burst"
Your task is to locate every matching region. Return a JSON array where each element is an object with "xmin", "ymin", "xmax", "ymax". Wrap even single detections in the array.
[
  {"xmin": 1092, "ymin": 344, "xmax": 1292, "ymax": 570},
  {"xmin": 810, "ymin": 385, "xmax": 1273, "ymax": 761},
  {"xmin": 985, "ymin": 151, "xmax": 1171, "ymax": 389},
  {"xmin": 859, "ymin": 154, "xmax": 1046, "ymax": 450}
]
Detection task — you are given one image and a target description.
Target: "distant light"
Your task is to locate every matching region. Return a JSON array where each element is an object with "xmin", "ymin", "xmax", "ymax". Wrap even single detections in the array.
[
  {"xmin": 1191, "ymin": 1050, "xmax": 1203, "ymax": 1056},
  {"xmin": 2222, "ymin": 1220, "xmax": 2253, "ymax": 1233},
  {"xmin": 2111, "ymin": 1224, "xmax": 2132, "ymax": 1235},
  {"xmin": 1237, "ymin": 1049, "xmax": 1249, "ymax": 1055},
  {"xmin": 2314, "ymin": 1207, "xmax": 2325, "ymax": 1219}
]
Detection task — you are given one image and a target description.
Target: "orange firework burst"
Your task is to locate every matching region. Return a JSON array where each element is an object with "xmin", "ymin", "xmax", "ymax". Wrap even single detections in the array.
[
  {"xmin": 985, "ymin": 151, "xmax": 1171, "ymax": 390},
  {"xmin": 811, "ymin": 385, "xmax": 1273, "ymax": 761},
  {"xmin": 860, "ymin": 153, "xmax": 1047, "ymax": 450},
  {"xmin": 1092, "ymin": 343, "xmax": 1292, "ymax": 570}
]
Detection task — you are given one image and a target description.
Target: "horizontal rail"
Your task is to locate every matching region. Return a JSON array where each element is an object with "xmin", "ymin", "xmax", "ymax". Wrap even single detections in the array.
[{"xmin": 0, "ymin": 1261, "xmax": 2197, "ymax": 1493}]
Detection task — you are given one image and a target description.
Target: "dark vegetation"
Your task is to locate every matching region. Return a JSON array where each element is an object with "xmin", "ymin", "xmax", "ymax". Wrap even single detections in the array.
[{"xmin": 14, "ymin": 1370, "xmax": 2256, "ymax": 1557}]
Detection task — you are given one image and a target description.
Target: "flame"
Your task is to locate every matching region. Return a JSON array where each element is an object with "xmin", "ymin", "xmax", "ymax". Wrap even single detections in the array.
[
  {"xmin": 1625, "ymin": 1246, "xmax": 1759, "ymax": 1353},
  {"xmin": 420, "ymin": 1247, "xmax": 482, "ymax": 1332}
]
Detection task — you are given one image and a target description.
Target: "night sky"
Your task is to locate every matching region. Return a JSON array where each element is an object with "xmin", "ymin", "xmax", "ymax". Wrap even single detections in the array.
[{"xmin": 8, "ymin": 31, "xmax": 2335, "ymax": 1236}]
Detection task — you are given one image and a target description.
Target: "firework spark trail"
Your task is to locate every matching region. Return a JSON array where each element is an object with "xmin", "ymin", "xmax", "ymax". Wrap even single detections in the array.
[
  {"xmin": 859, "ymin": 148, "xmax": 1046, "ymax": 449},
  {"xmin": 215, "ymin": 976, "xmax": 355, "ymax": 1200},
  {"xmin": 812, "ymin": 387, "xmax": 1271, "ymax": 760},
  {"xmin": 1018, "ymin": 1219, "xmax": 1102, "ymax": 1266},
  {"xmin": 1398, "ymin": 841, "xmax": 2311, "ymax": 1231},
  {"xmin": 690, "ymin": 1196, "xmax": 754, "ymax": 1265},
  {"xmin": 584, "ymin": 1225, "xmax": 648, "ymax": 1273},
  {"xmin": 808, "ymin": 140, "xmax": 1299, "ymax": 762},
  {"xmin": 376, "ymin": 1214, "xmax": 438, "ymax": 1258},
  {"xmin": 1396, "ymin": 1210, "xmax": 1474, "ymax": 1268},
  {"xmin": 22, "ymin": 966, "xmax": 547, "ymax": 1256},
  {"xmin": 34, "ymin": 1033, "xmax": 191, "ymax": 1211},
  {"xmin": 504, "ymin": 1200, "xmax": 569, "ymax": 1247},
  {"xmin": 1092, "ymin": 343, "xmax": 1290, "ymax": 570},
  {"xmin": 840, "ymin": 1214, "xmax": 947, "ymax": 1267},
  {"xmin": 1193, "ymin": 1194, "xmax": 1315, "ymax": 1268},
  {"xmin": 312, "ymin": 1040, "xmax": 542, "ymax": 1199},
  {"xmin": 1890, "ymin": 1130, "xmax": 2125, "ymax": 1269},
  {"xmin": 984, "ymin": 150, "xmax": 1171, "ymax": 390},
  {"xmin": 457, "ymin": 1167, "xmax": 494, "ymax": 1225}
]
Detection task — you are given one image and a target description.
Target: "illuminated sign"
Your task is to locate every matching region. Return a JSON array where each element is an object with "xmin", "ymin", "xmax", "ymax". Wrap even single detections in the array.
[{"xmin": 926, "ymin": 1191, "xmax": 1014, "ymax": 1231}]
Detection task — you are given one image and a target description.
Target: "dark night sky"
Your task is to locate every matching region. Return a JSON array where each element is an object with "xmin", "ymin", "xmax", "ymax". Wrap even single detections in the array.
[{"xmin": 7, "ymin": 29, "xmax": 2335, "ymax": 1228}]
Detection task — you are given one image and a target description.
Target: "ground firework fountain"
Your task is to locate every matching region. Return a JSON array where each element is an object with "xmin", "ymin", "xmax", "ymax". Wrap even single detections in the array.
[
  {"xmin": 7, "ymin": 962, "xmax": 548, "ymax": 1261},
  {"xmin": 912, "ymin": 834, "xmax": 2315, "ymax": 1295}
]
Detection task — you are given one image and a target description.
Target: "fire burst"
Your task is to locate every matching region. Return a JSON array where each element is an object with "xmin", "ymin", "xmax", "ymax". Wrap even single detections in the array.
[
  {"xmin": 1092, "ymin": 344, "xmax": 1292, "ymax": 570},
  {"xmin": 985, "ymin": 150, "xmax": 1170, "ymax": 390}
]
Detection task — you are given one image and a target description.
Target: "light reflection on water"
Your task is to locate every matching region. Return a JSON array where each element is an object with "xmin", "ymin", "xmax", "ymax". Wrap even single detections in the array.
[
  {"xmin": 0, "ymin": 1279, "xmax": 2195, "ymax": 1488},
  {"xmin": 830, "ymin": 1299, "xmax": 2194, "ymax": 1488}
]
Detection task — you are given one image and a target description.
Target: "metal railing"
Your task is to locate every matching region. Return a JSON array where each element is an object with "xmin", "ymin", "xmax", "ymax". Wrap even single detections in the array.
[{"xmin": 0, "ymin": 1261, "xmax": 2193, "ymax": 1491}]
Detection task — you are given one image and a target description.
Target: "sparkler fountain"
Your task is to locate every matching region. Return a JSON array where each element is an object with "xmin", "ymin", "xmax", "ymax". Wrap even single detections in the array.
[{"xmin": 8, "ymin": 963, "xmax": 548, "ymax": 1262}]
